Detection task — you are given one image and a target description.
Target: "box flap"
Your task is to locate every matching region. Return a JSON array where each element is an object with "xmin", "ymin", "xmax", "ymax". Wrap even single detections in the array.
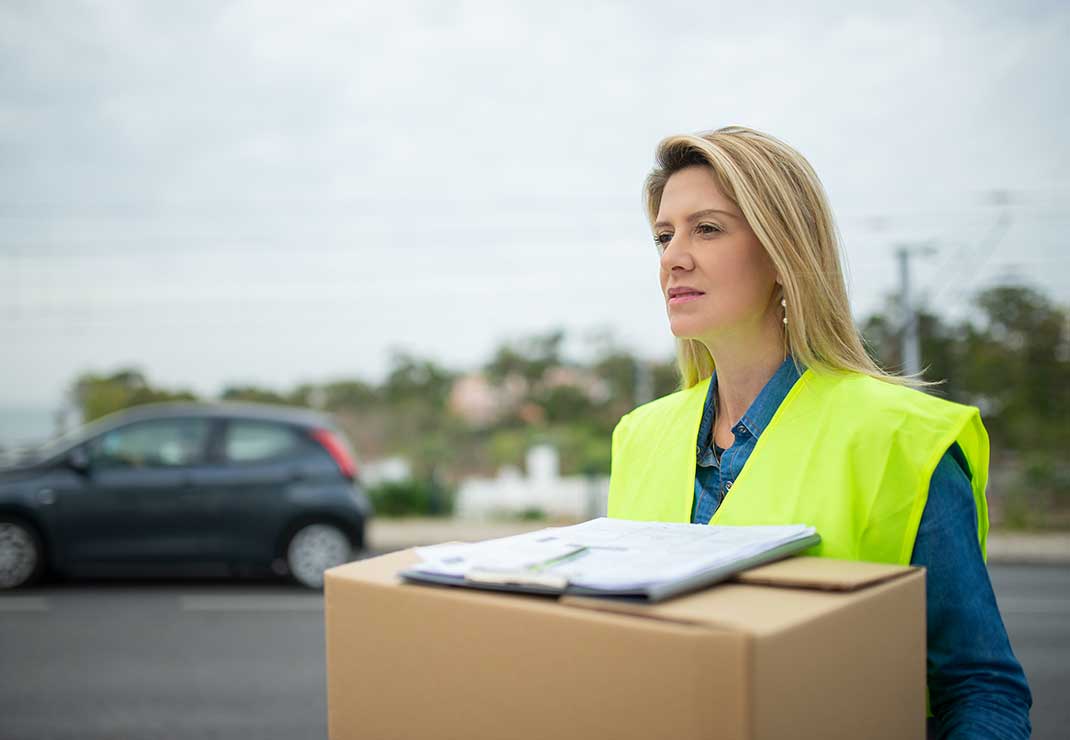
[
  {"xmin": 559, "ymin": 583, "xmax": 842, "ymax": 634},
  {"xmin": 732, "ymin": 556, "xmax": 918, "ymax": 591},
  {"xmin": 559, "ymin": 557, "xmax": 919, "ymax": 635}
]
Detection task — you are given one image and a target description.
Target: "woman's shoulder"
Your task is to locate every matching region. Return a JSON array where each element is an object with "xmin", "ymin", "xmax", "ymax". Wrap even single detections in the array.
[
  {"xmin": 614, "ymin": 378, "xmax": 710, "ymax": 432},
  {"xmin": 798, "ymin": 369, "xmax": 983, "ymax": 441},
  {"xmin": 804, "ymin": 368, "xmax": 976, "ymax": 413}
]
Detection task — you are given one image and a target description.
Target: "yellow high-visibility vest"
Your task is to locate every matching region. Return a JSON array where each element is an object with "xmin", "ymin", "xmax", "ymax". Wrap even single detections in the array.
[{"xmin": 608, "ymin": 367, "xmax": 989, "ymax": 564}]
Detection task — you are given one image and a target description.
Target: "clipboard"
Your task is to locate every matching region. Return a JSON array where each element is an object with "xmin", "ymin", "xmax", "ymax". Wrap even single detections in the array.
[{"xmin": 398, "ymin": 532, "xmax": 820, "ymax": 603}]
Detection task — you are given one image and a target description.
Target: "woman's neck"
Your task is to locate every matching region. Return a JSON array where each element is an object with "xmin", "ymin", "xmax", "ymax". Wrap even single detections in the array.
[{"xmin": 706, "ymin": 336, "xmax": 786, "ymax": 448}]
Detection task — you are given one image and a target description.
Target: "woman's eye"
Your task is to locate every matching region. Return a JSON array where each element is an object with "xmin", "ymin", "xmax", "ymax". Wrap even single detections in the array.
[
  {"xmin": 697, "ymin": 223, "xmax": 722, "ymax": 235},
  {"xmin": 653, "ymin": 233, "xmax": 671, "ymax": 248}
]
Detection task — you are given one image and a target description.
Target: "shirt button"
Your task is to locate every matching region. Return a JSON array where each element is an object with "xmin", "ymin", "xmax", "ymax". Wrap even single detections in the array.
[{"xmin": 724, "ymin": 480, "xmax": 733, "ymax": 492}]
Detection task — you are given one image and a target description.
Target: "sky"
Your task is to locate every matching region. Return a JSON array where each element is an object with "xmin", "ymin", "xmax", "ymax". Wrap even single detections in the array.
[{"xmin": 1, "ymin": 0, "xmax": 1068, "ymax": 431}]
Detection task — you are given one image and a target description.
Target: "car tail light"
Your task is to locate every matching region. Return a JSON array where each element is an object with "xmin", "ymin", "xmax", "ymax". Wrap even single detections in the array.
[{"xmin": 310, "ymin": 428, "xmax": 358, "ymax": 480}]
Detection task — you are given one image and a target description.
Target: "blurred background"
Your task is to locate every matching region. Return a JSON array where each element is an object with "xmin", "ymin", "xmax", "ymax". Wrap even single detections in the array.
[
  {"xmin": 1, "ymin": 1, "xmax": 1068, "ymax": 738},
  {"xmin": 3, "ymin": 0, "xmax": 1068, "ymax": 527}
]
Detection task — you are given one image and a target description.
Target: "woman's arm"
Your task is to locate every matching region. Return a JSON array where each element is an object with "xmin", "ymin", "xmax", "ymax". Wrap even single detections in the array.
[{"xmin": 912, "ymin": 445, "xmax": 1033, "ymax": 739}]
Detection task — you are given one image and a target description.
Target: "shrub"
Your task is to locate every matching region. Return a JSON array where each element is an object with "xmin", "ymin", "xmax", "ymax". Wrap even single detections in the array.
[{"xmin": 367, "ymin": 478, "xmax": 454, "ymax": 518}]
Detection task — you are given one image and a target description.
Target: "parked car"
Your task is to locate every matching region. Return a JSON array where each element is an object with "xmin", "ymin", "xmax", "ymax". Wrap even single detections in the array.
[{"xmin": 0, "ymin": 402, "xmax": 373, "ymax": 589}]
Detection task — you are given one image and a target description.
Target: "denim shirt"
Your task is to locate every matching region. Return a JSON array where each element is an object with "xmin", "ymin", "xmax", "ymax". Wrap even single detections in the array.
[{"xmin": 693, "ymin": 357, "xmax": 1033, "ymax": 739}]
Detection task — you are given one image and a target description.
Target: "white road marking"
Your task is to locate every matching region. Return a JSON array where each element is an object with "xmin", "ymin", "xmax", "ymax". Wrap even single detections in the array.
[
  {"xmin": 179, "ymin": 595, "xmax": 323, "ymax": 612},
  {"xmin": 0, "ymin": 597, "xmax": 49, "ymax": 612}
]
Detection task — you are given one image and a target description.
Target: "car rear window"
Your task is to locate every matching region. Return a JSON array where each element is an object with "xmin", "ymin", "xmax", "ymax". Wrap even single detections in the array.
[{"xmin": 223, "ymin": 420, "xmax": 301, "ymax": 463}]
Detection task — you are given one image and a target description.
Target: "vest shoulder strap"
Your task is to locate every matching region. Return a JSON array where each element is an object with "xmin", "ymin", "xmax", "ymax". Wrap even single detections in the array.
[{"xmin": 608, "ymin": 379, "xmax": 709, "ymax": 522}]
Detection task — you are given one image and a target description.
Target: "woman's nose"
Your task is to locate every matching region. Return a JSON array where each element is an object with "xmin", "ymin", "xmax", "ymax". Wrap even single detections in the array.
[{"xmin": 659, "ymin": 235, "xmax": 693, "ymax": 272}]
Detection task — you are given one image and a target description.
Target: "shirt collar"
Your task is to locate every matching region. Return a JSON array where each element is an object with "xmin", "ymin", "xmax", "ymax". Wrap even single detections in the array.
[
  {"xmin": 697, "ymin": 355, "xmax": 804, "ymax": 455},
  {"xmin": 734, "ymin": 355, "xmax": 804, "ymax": 438}
]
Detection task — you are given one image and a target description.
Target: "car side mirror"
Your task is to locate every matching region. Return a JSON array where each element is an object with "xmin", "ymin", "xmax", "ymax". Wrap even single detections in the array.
[{"xmin": 67, "ymin": 446, "xmax": 90, "ymax": 473}]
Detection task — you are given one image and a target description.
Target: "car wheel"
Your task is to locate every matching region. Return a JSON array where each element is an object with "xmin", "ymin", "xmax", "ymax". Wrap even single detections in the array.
[
  {"xmin": 0, "ymin": 518, "xmax": 44, "ymax": 590},
  {"xmin": 286, "ymin": 522, "xmax": 352, "ymax": 589}
]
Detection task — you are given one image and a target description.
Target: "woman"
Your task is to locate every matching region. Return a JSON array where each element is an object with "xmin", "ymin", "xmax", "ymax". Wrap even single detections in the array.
[{"xmin": 607, "ymin": 126, "xmax": 1032, "ymax": 738}]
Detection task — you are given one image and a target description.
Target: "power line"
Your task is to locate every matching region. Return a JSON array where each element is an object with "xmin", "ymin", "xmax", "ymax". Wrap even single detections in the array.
[{"xmin": 921, "ymin": 190, "xmax": 1013, "ymax": 305}]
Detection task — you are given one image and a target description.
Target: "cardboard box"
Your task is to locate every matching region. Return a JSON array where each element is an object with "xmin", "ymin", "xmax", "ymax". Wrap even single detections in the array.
[{"xmin": 325, "ymin": 549, "xmax": 925, "ymax": 740}]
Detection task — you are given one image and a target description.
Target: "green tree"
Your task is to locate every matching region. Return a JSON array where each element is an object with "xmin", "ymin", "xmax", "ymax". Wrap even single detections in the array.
[
  {"xmin": 71, "ymin": 369, "xmax": 198, "ymax": 422},
  {"xmin": 484, "ymin": 329, "xmax": 565, "ymax": 388},
  {"xmin": 592, "ymin": 350, "xmax": 638, "ymax": 407},
  {"xmin": 377, "ymin": 352, "xmax": 460, "ymax": 480},
  {"xmin": 318, "ymin": 380, "xmax": 379, "ymax": 410},
  {"xmin": 383, "ymin": 352, "xmax": 454, "ymax": 410},
  {"xmin": 220, "ymin": 385, "xmax": 298, "ymax": 406},
  {"xmin": 536, "ymin": 385, "xmax": 596, "ymax": 425},
  {"xmin": 860, "ymin": 302, "xmax": 959, "ymax": 394},
  {"xmin": 650, "ymin": 359, "xmax": 681, "ymax": 398},
  {"xmin": 957, "ymin": 284, "xmax": 1070, "ymax": 449}
]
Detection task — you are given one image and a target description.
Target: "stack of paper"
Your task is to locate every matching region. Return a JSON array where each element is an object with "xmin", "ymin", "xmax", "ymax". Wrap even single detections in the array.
[{"xmin": 404, "ymin": 517, "xmax": 820, "ymax": 601}]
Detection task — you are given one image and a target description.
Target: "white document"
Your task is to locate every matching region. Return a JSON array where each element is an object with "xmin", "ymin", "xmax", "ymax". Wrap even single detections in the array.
[
  {"xmin": 413, "ymin": 532, "xmax": 586, "ymax": 577},
  {"xmin": 411, "ymin": 517, "xmax": 818, "ymax": 592}
]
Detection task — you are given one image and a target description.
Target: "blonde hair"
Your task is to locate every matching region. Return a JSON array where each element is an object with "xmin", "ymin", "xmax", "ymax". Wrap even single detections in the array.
[{"xmin": 644, "ymin": 125, "xmax": 923, "ymax": 389}]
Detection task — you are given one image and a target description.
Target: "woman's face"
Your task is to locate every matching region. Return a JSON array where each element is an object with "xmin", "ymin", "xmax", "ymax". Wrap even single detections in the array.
[{"xmin": 654, "ymin": 165, "xmax": 780, "ymax": 344}]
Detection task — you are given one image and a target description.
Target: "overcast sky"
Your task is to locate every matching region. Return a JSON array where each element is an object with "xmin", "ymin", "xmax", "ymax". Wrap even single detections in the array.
[{"xmin": 2, "ymin": 0, "xmax": 1068, "ymax": 419}]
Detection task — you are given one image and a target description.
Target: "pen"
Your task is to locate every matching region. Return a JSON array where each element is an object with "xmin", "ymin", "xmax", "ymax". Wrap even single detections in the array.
[{"xmin": 528, "ymin": 547, "xmax": 589, "ymax": 573}]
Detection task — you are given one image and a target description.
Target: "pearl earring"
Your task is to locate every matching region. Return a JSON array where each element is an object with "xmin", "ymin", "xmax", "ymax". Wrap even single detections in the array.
[{"xmin": 781, "ymin": 297, "xmax": 788, "ymax": 326}]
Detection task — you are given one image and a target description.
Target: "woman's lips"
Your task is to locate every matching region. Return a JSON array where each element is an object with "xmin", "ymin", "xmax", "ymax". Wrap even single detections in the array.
[{"xmin": 668, "ymin": 291, "xmax": 705, "ymax": 305}]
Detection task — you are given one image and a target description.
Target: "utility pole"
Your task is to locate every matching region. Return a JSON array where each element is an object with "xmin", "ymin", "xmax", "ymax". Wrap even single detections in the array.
[
  {"xmin": 896, "ymin": 247, "xmax": 920, "ymax": 377},
  {"xmin": 895, "ymin": 242, "xmax": 936, "ymax": 377}
]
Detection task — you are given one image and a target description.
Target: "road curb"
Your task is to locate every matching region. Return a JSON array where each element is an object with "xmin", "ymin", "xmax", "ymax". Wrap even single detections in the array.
[{"xmin": 986, "ymin": 533, "xmax": 1070, "ymax": 565}]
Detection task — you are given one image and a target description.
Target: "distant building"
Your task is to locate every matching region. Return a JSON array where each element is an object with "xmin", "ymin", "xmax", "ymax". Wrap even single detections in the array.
[
  {"xmin": 455, "ymin": 444, "xmax": 609, "ymax": 520},
  {"xmin": 447, "ymin": 372, "xmax": 526, "ymax": 426},
  {"xmin": 360, "ymin": 456, "xmax": 413, "ymax": 487},
  {"xmin": 542, "ymin": 366, "xmax": 611, "ymax": 402},
  {"xmin": 448, "ymin": 368, "xmax": 611, "ymax": 426}
]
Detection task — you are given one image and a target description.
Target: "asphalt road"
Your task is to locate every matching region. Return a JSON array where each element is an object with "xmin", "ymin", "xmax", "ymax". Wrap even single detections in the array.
[{"xmin": 0, "ymin": 560, "xmax": 1066, "ymax": 740}]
